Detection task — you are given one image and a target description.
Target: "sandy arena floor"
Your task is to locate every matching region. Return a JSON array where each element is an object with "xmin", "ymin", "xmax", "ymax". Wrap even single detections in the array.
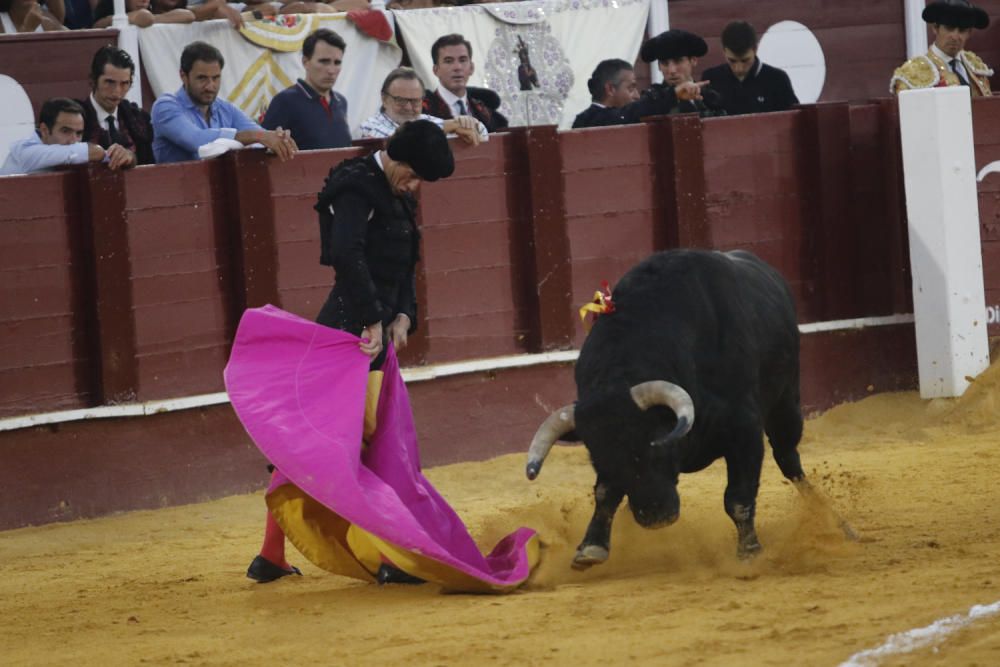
[{"xmin": 4, "ymin": 368, "xmax": 1000, "ymax": 666}]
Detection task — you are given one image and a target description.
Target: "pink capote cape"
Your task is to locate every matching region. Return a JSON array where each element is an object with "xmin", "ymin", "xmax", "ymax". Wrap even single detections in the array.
[{"xmin": 224, "ymin": 305, "xmax": 538, "ymax": 592}]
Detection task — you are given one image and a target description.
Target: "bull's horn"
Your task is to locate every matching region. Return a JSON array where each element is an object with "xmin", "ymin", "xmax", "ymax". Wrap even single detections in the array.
[
  {"xmin": 630, "ymin": 380, "xmax": 695, "ymax": 445},
  {"xmin": 526, "ymin": 405, "xmax": 575, "ymax": 480}
]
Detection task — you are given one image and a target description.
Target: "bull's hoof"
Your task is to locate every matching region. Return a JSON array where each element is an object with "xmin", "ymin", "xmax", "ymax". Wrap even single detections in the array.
[
  {"xmin": 572, "ymin": 544, "xmax": 609, "ymax": 569},
  {"xmin": 737, "ymin": 541, "xmax": 762, "ymax": 561}
]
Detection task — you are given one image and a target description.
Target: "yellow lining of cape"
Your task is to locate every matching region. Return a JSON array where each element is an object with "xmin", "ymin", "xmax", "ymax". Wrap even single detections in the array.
[{"xmin": 266, "ymin": 483, "xmax": 540, "ymax": 593}]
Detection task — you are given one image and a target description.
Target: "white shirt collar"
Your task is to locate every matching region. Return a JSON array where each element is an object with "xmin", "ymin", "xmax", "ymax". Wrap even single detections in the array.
[
  {"xmin": 374, "ymin": 150, "xmax": 386, "ymax": 173},
  {"xmin": 931, "ymin": 43, "xmax": 962, "ymax": 65},
  {"xmin": 436, "ymin": 86, "xmax": 469, "ymax": 115},
  {"xmin": 90, "ymin": 93, "xmax": 118, "ymax": 124}
]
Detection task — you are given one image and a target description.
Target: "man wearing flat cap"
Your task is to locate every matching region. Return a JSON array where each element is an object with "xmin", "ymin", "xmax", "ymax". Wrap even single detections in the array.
[
  {"xmin": 638, "ymin": 28, "xmax": 726, "ymax": 117},
  {"xmin": 247, "ymin": 119, "xmax": 455, "ymax": 586},
  {"xmin": 891, "ymin": 0, "xmax": 993, "ymax": 96}
]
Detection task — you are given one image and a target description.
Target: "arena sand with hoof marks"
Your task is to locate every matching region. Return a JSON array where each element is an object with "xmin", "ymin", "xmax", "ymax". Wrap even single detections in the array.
[{"xmin": 5, "ymin": 366, "xmax": 1000, "ymax": 666}]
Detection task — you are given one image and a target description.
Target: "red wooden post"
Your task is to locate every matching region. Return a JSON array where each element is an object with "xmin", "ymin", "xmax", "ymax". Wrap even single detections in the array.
[
  {"xmin": 671, "ymin": 115, "xmax": 711, "ymax": 248},
  {"xmin": 523, "ymin": 125, "xmax": 574, "ymax": 350},
  {"xmin": 877, "ymin": 97, "xmax": 913, "ymax": 315},
  {"xmin": 503, "ymin": 128, "xmax": 542, "ymax": 352},
  {"xmin": 226, "ymin": 150, "xmax": 281, "ymax": 314},
  {"xmin": 800, "ymin": 102, "xmax": 855, "ymax": 320},
  {"xmin": 398, "ymin": 199, "xmax": 431, "ymax": 366},
  {"xmin": 648, "ymin": 113, "xmax": 710, "ymax": 250},
  {"xmin": 79, "ymin": 164, "xmax": 139, "ymax": 403}
]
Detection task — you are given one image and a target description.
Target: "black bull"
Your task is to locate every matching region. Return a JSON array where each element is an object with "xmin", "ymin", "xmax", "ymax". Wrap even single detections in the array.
[{"xmin": 526, "ymin": 249, "xmax": 856, "ymax": 568}]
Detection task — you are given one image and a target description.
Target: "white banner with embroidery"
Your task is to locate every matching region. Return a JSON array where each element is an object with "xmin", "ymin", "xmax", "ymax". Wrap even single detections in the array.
[
  {"xmin": 138, "ymin": 15, "xmax": 402, "ymax": 137},
  {"xmin": 392, "ymin": 0, "xmax": 650, "ymax": 129}
]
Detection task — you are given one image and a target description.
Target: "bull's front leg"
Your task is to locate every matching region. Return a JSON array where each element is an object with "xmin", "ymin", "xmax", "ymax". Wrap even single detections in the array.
[
  {"xmin": 573, "ymin": 478, "xmax": 624, "ymax": 570},
  {"xmin": 724, "ymin": 439, "xmax": 764, "ymax": 560}
]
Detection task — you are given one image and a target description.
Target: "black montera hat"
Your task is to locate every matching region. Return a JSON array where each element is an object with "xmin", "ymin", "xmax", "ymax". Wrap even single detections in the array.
[
  {"xmin": 640, "ymin": 29, "xmax": 709, "ymax": 63},
  {"xmin": 923, "ymin": 0, "xmax": 989, "ymax": 30},
  {"xmin": 386, "ymin": 119, "xmax": 455, "ymax": 182}
]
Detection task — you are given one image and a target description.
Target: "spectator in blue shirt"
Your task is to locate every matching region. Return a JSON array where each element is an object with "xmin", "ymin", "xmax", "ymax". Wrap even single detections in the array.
[
  {"xmin": 151, "ymin": 41, "xmax": 298, "ymax": 164},
  {"xmin": 262, "ymin": 28, "xmax": 352, "ymax": 150},
  {"xmin": 1, "ymin": 97, "xmax": 133, "ymax": 176}
]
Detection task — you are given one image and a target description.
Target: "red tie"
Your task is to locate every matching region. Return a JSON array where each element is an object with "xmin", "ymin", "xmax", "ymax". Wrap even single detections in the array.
[{"xmin": 319, "ymin": 95, "xmax": 332, "ymax": 117}]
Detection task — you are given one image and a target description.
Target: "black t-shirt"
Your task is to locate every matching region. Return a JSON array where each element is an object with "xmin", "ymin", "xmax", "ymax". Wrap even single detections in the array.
[{"xmin": 701, "ymin": 60, "xmax": 799, "ymax": 116}]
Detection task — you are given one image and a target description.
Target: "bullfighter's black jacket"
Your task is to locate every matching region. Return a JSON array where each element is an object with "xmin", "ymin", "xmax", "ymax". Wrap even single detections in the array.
[
  {"xmin": 314, "ymin": 154, "xmax": 419, "ymax": 337},
  {"xmin": 572, "ymin": 82, "xmax": 726, "ymax": 129},
  {"xmin": 78, "ymin": 96, "xmax": 155, "ymax": 165}
]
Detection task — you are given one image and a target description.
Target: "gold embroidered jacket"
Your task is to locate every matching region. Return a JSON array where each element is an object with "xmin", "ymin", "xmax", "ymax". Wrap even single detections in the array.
[{"xmin": 890, "ymin": 49, "xmax": 993, "ymax": 97}]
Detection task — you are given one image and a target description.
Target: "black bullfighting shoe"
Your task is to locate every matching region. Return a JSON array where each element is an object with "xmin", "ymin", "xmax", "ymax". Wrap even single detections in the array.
[
  {"xmin": 375, "ymin": 563, "xmax": 426, "ymax": 585},
  {"xmin": 246, "ymin": 555, "xmax": 302, "ymax": 583}
]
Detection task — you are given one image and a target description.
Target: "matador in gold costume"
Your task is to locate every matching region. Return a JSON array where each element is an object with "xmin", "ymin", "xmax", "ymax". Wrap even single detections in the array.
[{"xmin": 891, "ymin": 0, "xmax": 992, "ymax": 97}]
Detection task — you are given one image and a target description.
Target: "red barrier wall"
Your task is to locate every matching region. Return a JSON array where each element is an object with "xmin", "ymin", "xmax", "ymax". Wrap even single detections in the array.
[
  {"xmin": 974, "ymin": 99, "xmax": 1000, "ymax": 324},
  {"xmin": 7, "ymin": 98, "xmax": 1000, "ymax": 421},
  {"xmin": 0, "ymin": 101, "xmax": 967, "ymax": 418},
  {"xmin": 0, "ymin": 171, "xmax": 90, "ymax": 413},
  {"xmin": 125, "ymin": 162, "xmax": 236, "ymax": 400},
  {"xmin": 417, "ymin": 136, "xmax": 533, "ymax": 362}
]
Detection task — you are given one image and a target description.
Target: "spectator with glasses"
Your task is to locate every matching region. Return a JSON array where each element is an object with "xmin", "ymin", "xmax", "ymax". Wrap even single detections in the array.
[{"xmin": 359, "ymin": 67, "xmax": 485, "ymax": 146}]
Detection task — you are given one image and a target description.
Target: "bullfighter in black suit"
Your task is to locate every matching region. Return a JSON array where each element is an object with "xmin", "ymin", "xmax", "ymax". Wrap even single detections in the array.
[{"xmin": 78, "ymin": 45, "xmax": 153, "ymax": 166}]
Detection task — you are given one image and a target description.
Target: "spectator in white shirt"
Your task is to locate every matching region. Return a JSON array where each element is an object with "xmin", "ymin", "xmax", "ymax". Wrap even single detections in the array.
[
  {"xmin": 359, "ymin": 67, "xmax": 485, "ymax": 146},
  {"xmin": 1, "ymin": 98, "xmax": 133, "ymax": 176}
]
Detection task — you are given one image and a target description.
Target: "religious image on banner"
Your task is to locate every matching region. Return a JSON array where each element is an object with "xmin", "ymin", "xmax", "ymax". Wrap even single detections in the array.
[
  {"xmin": 483, "ymin": 22, "xmax": 573, "ymax": 127},
  {"xmin": 515, "ymin": 35, "xmax": 540, "ymax": 91}
]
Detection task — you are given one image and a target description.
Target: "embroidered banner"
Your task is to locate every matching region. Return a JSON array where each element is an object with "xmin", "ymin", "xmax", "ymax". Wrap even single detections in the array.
[{"xmin": 392, "ymin": 0, "xmax": 650, "ymax": 129}]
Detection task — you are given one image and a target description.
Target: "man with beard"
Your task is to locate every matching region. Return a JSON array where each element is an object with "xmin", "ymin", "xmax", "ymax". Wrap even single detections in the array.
[
  {"xmin": 151, "ymin": 41, "xmax": 298, "ymax": 163},
  {"xmin": 891, "ymin": 0, "xmax": 992, "ymax": 96},
  {"xmin": 262, "ymin": 28, "xmax": 351, "ymax": 150}
]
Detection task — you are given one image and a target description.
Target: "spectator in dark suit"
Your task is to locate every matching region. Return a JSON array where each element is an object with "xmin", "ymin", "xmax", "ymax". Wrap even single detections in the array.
[
  {"xmin": 572, "ymin": 59, "xmax": 640, "ymax": 128},
  {"xmin": 422, "ymin": 33, "xmax": 508, "ymax": 133},
  {"xmin": 78, "ymin": 46, "xmax": 151, "ymax": 167},
  {"xmin": 701, "ymin": 21, "xmax": 798, "ymax": 115}
]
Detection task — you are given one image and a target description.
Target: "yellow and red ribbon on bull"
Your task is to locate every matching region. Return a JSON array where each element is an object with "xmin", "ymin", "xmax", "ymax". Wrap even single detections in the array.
[{"xmin": 578, "ymin": 280, "xmax": 615, "ymax": 331}]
